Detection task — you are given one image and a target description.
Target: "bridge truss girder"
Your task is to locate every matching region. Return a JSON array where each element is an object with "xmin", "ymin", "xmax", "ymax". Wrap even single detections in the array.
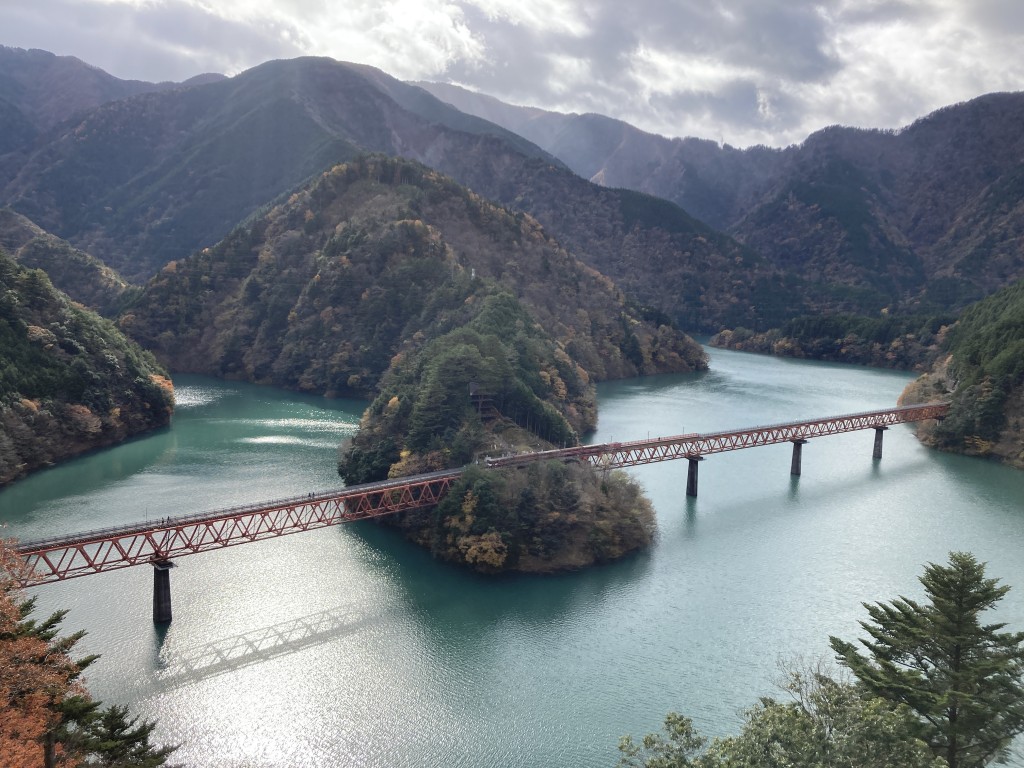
[
  {"xmin": 17, "ymin": 473, "xmax": 459, "ymax": 586},
  {"xmin": 583, "ymin": 402, "xmax": 949, "ymax": 469}
]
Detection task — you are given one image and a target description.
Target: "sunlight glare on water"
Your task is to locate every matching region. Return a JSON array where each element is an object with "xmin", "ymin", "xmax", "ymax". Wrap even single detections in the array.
[{"xmin": 4, "ymin": 354, "xmax": 1024, "ymax": 767}]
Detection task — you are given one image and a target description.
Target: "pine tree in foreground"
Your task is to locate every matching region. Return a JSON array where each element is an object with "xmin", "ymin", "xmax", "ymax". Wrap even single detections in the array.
[
  {"xmin": 830, "ymin": 551, "xmax": 1024, "ymax": 768},
  {"xmin": 87, "ymin": 704, "xmax": 178, "ymax": 768}
]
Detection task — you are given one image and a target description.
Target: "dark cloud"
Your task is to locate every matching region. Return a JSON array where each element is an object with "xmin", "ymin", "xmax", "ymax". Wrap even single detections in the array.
[
  {"xmin": 623, "ymin": 0, "xmax": 841, "ymax": 82},
  {"xmin": 833, "ymin": 0, "xmax": 928, "ymax": 28},
  {"xmin": 436, "ymin": 0, "xmax": 845, "ymax": 145},
  {"xmin": 967, "ymin": 0, "xmax": 1024, "ymax": 37}
]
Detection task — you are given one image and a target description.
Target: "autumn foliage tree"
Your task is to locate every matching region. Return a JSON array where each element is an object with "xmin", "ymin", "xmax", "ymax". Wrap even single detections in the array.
[
  {"xmin": 1, "ymin": 538, "xmax": 94, "ymax": 766},
  {"xmin": 1, "ymin": 539, "xmax": 177, "ymax": 767}
]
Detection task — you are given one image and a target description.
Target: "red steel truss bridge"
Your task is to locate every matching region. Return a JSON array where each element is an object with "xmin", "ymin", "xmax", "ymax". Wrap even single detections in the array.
[
  {"xmin": 16, "ymin": 469, "xmax": 460, "ymax": 589},
  {"xmin": 14, "ymin": 401, "xmax": 948, "ymax": 621},
  {"xmin": 485, "ymin": 401, "xmax": 951, "ymax": 471}
]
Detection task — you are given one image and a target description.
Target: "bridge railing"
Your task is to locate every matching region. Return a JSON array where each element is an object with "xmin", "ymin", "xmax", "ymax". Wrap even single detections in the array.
[{"xmin": 16, "ymin": 468, "xmax": 463, "ymax": 554}]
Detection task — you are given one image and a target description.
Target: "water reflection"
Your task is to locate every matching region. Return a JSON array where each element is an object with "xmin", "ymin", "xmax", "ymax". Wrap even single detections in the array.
[
  {"xmin": 683, "ymin": 497, "xmax": 698, "ymax": 537},
  {"xmin": 348, "ymin": 519, "xmax": 655, "ymax": 638},
  {"xmin": 1, "ymin": 427, "xmax": 176, "ymax": 526}
]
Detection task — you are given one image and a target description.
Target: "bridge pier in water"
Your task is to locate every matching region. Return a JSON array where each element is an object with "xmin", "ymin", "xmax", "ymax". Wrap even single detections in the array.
[
  {"xmin": 873, "ymin": 426, "xmax": 888, "ymax": 460},
  {"xmin": 686, "ymin": 456, "xmax": 703, "ymax": 497},
  {"xmin": 153, "ymin": 560, "xmax": 175, "ymax": 624},
  {"xmin": 790, "ymin": 439, "xmax": 808, "ymax": 476}
]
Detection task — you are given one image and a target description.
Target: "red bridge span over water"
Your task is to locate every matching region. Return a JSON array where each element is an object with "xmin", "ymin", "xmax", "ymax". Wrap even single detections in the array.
[{"xmin": 15, "ymin": 401, "xmax": 949, "ymax": 622}]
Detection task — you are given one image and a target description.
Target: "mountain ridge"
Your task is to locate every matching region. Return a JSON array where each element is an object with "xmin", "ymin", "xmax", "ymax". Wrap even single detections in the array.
[
  {"xmin": 1, "ymin": 53, "xmax": 781, "ymax": 332},
  {"xmin": 418, "ymin": 81, "xmax": 1024, "ymax": 319},
  {"xmin": 5, "ymin": 50, "xmax": 1024, "ymax": 338}
]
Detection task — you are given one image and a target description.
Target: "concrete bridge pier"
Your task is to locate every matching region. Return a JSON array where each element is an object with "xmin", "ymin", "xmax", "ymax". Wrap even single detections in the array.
[
  {"xmin": 790, "ymin": 439, "xmax": 809, "ymax": 476},
  {"xmin": 873, "ymin": 426, "xmax": 889, "ymax": 460},
  {"xmin": 686, "ymin": 456, "xmax": 704, "ymax": 497},
  {"xmin": 153, "ymin": 560, "xmax": 175, "ymax": 624}
]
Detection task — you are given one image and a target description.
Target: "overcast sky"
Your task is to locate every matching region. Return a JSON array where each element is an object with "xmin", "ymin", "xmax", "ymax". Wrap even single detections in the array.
[{"xmin": 2, "ymin": 0, "xmax": 1022, "ymax": 147}]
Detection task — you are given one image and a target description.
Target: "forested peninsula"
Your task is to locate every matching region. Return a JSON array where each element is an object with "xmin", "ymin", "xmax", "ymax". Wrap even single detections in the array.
[
  {"xmin": 900, "ymin": 278, "xmax": 1024, "ymax": 468},
  {"xmin": 121, "ymin": 156, "xmax": 706, "ymax": 571},
  {"xmin": 0, "ymin": 251, "xmax": 173, "ymax": 486}
]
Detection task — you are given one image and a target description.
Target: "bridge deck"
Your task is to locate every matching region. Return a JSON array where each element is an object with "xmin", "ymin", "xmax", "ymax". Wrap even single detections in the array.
[{"xmin": 15, "ymin": 401, "xmax": 948, "ymax": 585}]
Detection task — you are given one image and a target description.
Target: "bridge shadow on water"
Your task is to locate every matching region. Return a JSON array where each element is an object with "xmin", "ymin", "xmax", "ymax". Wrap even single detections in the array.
[
  {"xmin": 147, "ymin": 605, "xmax": 379, "ymax": 692},
  {"xmin": 139, "ymin": 521, "xmax": 658, "ymax": 694},
  {"xmin": 139, "ymin": 453, "xmax": 929, "ymax": 687}
]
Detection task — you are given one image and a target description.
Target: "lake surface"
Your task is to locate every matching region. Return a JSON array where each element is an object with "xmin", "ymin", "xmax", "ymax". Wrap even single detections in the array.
[{"xmin": 4, "ymin": 348, "xmax": 1024, "ymax": 767}]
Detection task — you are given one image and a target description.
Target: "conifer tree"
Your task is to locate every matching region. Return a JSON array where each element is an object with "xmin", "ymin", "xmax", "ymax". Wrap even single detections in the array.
[
  {"xmin": 830, "ymin": 551, "xmax": 1024, "ymax": 768},
  {"xmin": 87, "ymin": 704, "xmax": 178, "ymax": 768},
  {"xmin": 2, "ymin": 540, "xmax": 177, "ymax": 767},
  {"xmin": 1, "ymin": 540, "xmax": 94, "ymax": 767}
]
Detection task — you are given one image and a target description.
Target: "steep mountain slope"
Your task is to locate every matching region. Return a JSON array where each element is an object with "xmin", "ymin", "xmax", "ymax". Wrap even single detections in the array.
[
  {"xmin": 730, "ymin": 98, "xmax": 1024, "ymax": 315},
  {"xmin": 121, "ymin": 156, "xmax": 706, "ymax": 404},
  {"xmin": 420, "ymin": 82, "xmax": 1024, "ymax": 318},
  {"xmin": 117, "ymin": 155, "xmax": 690, "ymax": 573},
  {"xmin": 0, "ymin": 209, "xmax": 137, "ymax": 315},
  {"xmin": 0, "ymin": 56, "xmax": 560, "ymax": 281},
  {"xmin": 415, "ymin": 81, "xmax": 781, "ymax": 230},
  {"xmin": 426, "ymin": 143, "xmax": 796, "ymax": 331},
  {"xmin": 0, "ymin": 250, "xmax": 173, "ymax": 486},
  {"xmin": 1, "ymin": 55, "xmax": 783, "ymax": 332},
  {"xmin": 20, "ymin": 53, "xmax": 1023, "ymax": 336}
]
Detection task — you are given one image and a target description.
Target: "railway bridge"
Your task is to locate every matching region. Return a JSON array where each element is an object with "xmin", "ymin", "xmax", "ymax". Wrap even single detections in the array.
[{"xmin": 14, "ymin": 401, "xmax": 949, "ymax": 622}]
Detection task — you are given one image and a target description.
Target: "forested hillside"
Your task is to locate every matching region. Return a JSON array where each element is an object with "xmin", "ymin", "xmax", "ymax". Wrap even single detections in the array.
[
  {"xmin": 900, "ymin": 278, "xmax": 1024, "ymax": 467},
  {"xmin": 121, "ymin": 156, "xmax": 705, "ymax": 400},
  {"xmin": 5, "ymin": 48, "xmax": 1024, "ymax": 480},
  {"xmin": 709, "ymin": 312, "xmax": 954, "ymax": 370},
  {"xmin": 118, "ymin": 156, "xmax": 692, "ymax": 570},
  {"xmin": 0, "ymin": 251, "xmax": 173, "ymax": 486},
  {"xmin": 0, "ymin": 208, "xmax": 138, "ymax": 315},
  {"xmin": 0, "ymin": 55, "xmax": 557, "ymax": 282}
]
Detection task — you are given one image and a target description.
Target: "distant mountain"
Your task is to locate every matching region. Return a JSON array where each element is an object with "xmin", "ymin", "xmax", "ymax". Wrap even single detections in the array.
[
  {"xmin": 414, "ymin": 81, "xmax": 782, "ymax": 230},
  {"xmin": 0, "ymin": 56, "xmax": 561, "ymax": 281},
  {"xmin": 419, "ymin": 82, "xmax": 1024, "ymax": 319},
  {"xmin": 1, "ymin": 54, "xmax": 784, "ymax": 332},
  {"xmin": 12, "ymin": 51, "xmax": 1023, "ymax": 338},
  {"xmin": 0, "ymin": 46, "xmax": 184, "ymax": 138},
  {"xmin": 0, "ymin": 249, "xmax": 172, "ymax": 486}
]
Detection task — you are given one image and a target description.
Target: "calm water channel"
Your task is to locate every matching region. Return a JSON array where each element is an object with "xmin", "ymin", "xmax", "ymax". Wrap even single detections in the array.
[{"xmin": 4, "ymin": 347, "xmax": 1024, "ymax": 767}]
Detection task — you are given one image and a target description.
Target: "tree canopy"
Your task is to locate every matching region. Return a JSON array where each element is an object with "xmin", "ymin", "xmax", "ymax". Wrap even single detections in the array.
[
  {"xmin": 830, "ymin": 551, "xmax": 1024, "ymax": 768},
  {"xmin": 1, "ymin": 539, "xmax": 177, "ymax": 767},
  {"xmin": 618, "ymin": 666, "xmax": 940, "ymax": 768},
  {"xmin": 622, "ymin": 552, "xmax": 1024, "ymax": 768}
]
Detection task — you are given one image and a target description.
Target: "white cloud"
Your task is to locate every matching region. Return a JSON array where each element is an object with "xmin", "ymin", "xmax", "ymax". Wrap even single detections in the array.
[
  {"xmin": 1, "ymin": 0, "xmax": 1021, "ymax": 146},
  {"xmin": 467, "ymin": 0, "xmax": 591, "ymax": 37}
]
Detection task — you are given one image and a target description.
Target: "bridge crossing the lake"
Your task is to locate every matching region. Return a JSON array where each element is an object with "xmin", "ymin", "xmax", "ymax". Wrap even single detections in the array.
[{"xmin": 15, "ymin": 401, "xmax": 949, "ymax": 622}]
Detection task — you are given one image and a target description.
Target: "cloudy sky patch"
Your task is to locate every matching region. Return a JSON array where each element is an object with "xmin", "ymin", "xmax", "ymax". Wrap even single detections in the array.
[{"xmin": 2, "ymin": 0, "xmax": 1021, "ymax": 146}]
